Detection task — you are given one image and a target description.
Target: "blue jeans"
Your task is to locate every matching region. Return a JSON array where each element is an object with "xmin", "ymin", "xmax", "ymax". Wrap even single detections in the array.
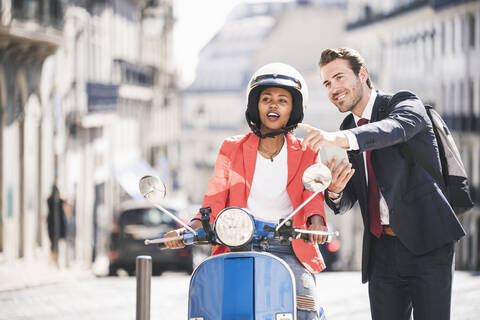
[{"xmin": 252, "ymin": 242, "xmax": 326, "ymax": 320}]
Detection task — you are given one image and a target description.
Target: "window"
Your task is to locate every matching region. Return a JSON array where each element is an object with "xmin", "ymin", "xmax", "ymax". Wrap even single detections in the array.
[
  {"xmin": 462, "ymin": 15, "xmax": 467, "ymax": 51},
  {"xmin": 441, "ymin": 82, "xmax": 447, "ymax": 114},
  {"xmin": 459, "ymin": 80, "xmax": 465, "ymax": 130},
  {"xmin": 449, "ymin": 83, "xmax": 456, "ymax": 129},
  {"xmin": 441, "ymin": 21, "xmax": 446, "ymax": 56},
  {"xmin": 451, "ymin": 19, "xmax": 456, "ymax": 54},
  {"xmin": 468, "ymin": 13, "xmax": 476, "ymax": 48},
  {"xmin": 431, "ymin": 31, "xmax": 435, "ymax": 58},
  {"xmin": 468, "ymin": 79, "xmax": 474, "ymax": 131}
]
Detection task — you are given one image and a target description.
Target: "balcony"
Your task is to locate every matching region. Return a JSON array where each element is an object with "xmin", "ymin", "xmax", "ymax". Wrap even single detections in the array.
[
  {"xmin": 87, "ymin": 82, "xmax": 119, "ymax": 113},
  {"xmin": 346, "ymin": 0, "xmax": 473, "ymax": 30},
  {"xmin": 431, "ymin": 0, "xmax": 469, "ymax": 10},
  {"xmin": 442, "ymin": 114, "xmax": 480, "ymax": 133},
  {"xmin": 113, "ymin": 59, "xmax": 156, "ymax": 87},
  {"xmin": 346, "ymin": 0, "xmax": 428, "ymax": 30},
  {"xmin": 11, "ymin": 0, "xmax": 64, "ymax": 30},
  {"xmin": 0, "ymin": 0, "xmax": 64, "ymax": 55}
]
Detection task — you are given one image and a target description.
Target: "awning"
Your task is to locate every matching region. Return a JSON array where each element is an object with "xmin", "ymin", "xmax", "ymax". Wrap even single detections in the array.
[{"xmin": 114, "ymin": 159, "xmax": 159, "ymax": 200}]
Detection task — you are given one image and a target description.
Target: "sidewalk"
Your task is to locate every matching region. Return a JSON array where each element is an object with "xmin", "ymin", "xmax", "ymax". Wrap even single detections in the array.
[{"xmin": 0, "ymin": 255, "xmax": 94, "ymax": 292}]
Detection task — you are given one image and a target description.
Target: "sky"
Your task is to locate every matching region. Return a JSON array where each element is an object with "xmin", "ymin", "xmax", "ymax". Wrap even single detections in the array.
[{"xmin": 173, "ymin": 0, "xmax": 244, "ymax": 88}]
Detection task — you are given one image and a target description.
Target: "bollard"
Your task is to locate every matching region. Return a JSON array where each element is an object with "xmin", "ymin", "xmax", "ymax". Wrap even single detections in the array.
[{"xmin": 136, "ymin": 256, "xmax": 152, "ymax": 320}]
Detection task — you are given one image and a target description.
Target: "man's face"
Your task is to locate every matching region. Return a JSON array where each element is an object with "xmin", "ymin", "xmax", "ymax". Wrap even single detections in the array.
[{"xmin": 320, "ymin": 58, "xmax": 366, "ymax": 113}]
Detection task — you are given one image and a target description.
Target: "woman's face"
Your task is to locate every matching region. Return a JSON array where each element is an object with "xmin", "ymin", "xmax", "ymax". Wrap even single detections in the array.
[{"xmin": 258, "ymin": 87, "xmax": 293, "ymax": 133}]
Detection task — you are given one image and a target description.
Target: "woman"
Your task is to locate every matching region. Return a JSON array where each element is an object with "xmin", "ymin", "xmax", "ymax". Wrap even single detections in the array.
[{"xmin": 165, "ymin": 63, "xmax": 328, "ymax": 319}]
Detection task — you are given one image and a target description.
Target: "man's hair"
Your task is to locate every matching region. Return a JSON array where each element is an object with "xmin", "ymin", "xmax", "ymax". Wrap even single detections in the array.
[{"xmin": 318, "ymin": 47, "xmax": 373, "ymax": 89}]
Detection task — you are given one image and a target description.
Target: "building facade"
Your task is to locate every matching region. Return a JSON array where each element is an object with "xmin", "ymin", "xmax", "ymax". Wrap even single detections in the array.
[
  {"xmin": 0, "ymin": 0, "xmax": 64, "ymax": 269},
  {"xmin": 0, "ymin": 0, "xmax": 178, "ymax": 279},
  {"xmin": 48, "ymin": 0, "xmax": 179, "ymax": 269}
]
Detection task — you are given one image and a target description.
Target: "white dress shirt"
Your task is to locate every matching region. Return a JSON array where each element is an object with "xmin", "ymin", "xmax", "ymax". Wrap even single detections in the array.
[{"xmin": 341, "ymin": 90, "xmax": 390, "ymax": 225}]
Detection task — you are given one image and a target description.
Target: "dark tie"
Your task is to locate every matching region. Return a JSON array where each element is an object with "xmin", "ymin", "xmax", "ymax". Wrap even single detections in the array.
[{"xmin": 357, "ymin": 118, "xmax": 382, "ymax": 238}]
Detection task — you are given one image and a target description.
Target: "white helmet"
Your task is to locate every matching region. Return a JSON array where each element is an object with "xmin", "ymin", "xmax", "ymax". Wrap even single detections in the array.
[{"xmin": 245, "ymin": 62, "xmax": 308, "ymax": 137}]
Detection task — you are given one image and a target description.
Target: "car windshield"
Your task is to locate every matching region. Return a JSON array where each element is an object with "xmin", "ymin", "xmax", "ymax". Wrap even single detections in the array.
[{"xmin": 119, "ymin": 208, "xmax": 177, "ymax": 227}]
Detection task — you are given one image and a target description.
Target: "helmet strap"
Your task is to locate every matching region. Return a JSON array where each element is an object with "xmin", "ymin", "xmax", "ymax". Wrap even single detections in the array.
[{"xmin": 247, "ymin": 121, "xmax": 297, "ymax": 139}]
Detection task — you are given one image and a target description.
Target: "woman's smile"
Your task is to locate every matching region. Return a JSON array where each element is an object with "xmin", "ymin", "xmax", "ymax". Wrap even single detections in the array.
[{"xmin": 258, "ymin": 87, "xmax": 292, "ymax": 133}]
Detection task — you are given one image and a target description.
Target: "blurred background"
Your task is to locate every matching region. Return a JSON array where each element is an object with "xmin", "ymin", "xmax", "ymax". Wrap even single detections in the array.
[{"xmin": 0, "ymin": 0, "xmax": 479, "ymax": 285}]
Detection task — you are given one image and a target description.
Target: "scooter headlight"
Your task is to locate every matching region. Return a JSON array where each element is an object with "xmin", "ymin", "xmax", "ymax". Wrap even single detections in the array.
[{"xmin": 214, "ymin": 207, "xmax": 254, "ymax": 247}]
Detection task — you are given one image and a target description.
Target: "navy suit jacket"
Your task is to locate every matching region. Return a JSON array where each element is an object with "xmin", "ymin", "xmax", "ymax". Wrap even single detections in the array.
[{"xmin": 325, "ymin": 91, "xmax": 465, "ymax": 283}]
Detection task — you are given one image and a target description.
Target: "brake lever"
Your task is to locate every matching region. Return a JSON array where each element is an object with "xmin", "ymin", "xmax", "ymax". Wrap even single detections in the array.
[{"xmin": 200, "ymin": 206, "xmax": 215, "ymax": 244}]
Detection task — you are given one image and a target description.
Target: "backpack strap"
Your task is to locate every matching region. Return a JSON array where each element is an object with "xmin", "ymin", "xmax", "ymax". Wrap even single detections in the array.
[{"xmin": 381, "ymin": 96, "xmax": 446, "ymax": 189}]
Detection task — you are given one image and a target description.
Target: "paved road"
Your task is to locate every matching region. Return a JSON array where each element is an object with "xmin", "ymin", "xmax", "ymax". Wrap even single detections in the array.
[{"xmin": 1, "ymin": 271, "xmax": 479, "ymax": 319}]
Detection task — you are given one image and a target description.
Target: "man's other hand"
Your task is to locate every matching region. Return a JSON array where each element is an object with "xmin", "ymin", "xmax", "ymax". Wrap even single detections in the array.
[{"xmin": 326, "ymin": 158, "xmax": 355, "ymax": 195}]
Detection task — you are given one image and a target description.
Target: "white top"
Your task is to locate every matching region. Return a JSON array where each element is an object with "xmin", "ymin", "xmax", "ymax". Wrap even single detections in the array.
[
  {"xmin": 246, "ymin": 139, "xmax": 293, "ymax": 223},
  {"xmin": 342, "ymin": 89, "xmax": 390, "ymax": 225}
]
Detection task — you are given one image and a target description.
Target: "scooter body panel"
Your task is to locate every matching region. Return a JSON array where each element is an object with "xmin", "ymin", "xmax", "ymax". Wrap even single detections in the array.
[{"xmin": 188, "ymin": 251, "xmax": 296, "ymax": 320}]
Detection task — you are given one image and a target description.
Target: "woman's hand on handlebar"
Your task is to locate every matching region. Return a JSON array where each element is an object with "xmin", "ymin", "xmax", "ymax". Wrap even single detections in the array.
[
  {"xmin": 308, "ymin": 215, "xmax": 328, "ymax": 244},
  {"xmin": 164, "ymin": 228, "xmax": 186, "ymax": 249},
  {"xmin": 163, "ymin": 220, "xmax": 203, "ymax": 249}
]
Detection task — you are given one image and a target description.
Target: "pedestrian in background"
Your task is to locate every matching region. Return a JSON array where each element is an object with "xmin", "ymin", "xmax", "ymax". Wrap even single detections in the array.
[
  {"xmin": 47, "ymin": 185, "xmax": 68, "ymax": 266},
  {"xmin": 299, "ymin": 47, "xmax": 465, "ymax": 320}
]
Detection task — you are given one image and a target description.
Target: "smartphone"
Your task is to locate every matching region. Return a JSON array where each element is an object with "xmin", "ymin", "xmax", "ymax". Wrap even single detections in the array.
[{"xmin": 319, "ymin": 146, "xmax": 349, "ymax": 171}]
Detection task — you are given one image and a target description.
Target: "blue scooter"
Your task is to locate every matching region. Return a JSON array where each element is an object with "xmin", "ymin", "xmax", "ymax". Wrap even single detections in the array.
[{"xmin": 139, "ymin": 163, "xmax": 338, "ymax": 320}]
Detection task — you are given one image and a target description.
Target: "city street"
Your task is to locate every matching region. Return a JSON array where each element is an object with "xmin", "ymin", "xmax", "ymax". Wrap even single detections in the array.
[
  {"xmin": 1, "ymin": 270, "xmax": 479, "ymax": 320},
  {"xmin": 2, "ymin": 3, "xmax": 479, "ymax": 320}
]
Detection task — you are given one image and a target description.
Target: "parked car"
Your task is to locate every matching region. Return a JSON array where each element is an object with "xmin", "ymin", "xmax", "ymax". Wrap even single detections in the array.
[{"xmin": 108, "ymin": 201, "xmax": 193, "ymax": 276}]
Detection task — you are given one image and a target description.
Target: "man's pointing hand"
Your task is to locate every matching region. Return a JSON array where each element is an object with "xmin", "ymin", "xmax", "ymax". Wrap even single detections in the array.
[{"xmin": 297, "ymin": 123, "xmax": 350, "ymax": 152}]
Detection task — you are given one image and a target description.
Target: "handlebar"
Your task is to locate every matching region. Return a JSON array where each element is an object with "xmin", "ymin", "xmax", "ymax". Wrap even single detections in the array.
[{"xmin": 144, "ymin": 226, "xmax": 339, "ymax": 249}]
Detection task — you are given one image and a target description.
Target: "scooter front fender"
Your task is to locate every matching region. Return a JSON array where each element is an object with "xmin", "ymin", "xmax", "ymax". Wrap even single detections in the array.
[{"xmin": 188, "ymin": 251, "xmax": 296, "ymax": 320}]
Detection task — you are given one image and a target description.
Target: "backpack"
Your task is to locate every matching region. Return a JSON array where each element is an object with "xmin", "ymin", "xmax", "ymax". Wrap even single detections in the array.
[{"xmin": 400, "ymin": 104, "xmax": 474, "ymax": 216}]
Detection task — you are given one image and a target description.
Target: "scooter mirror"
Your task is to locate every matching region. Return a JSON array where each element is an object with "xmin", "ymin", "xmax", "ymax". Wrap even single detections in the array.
[
  {"xmin": 139, "ymin": 175, "xmax": 198, "ymax": 235},
  {"xmin": 139, "ymin": 175, "xmax": 166, "ymax": 204},
  {"xmin": 276, "ymin": 163, "xmax": 333, "ymax": 231},
  {"xmin": 302, "ymin": 163, "xmax": 332, "ymax": 193}
]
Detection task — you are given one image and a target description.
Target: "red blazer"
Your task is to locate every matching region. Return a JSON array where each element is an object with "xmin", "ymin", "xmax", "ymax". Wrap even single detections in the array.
[{"xmin": 195, "ymin": 132, "xmax": 326, "ymax": 273}]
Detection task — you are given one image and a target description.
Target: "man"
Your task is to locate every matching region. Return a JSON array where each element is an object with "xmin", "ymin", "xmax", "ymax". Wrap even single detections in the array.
[{"xmin": 299, "ymin": 47, "xmax": 465, "ymax": 320}]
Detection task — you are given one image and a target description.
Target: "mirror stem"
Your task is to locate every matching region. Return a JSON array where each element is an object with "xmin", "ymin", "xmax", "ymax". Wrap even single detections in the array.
[
  {"xmin": 153, "ymin": 204, "xmax": 198, "ymax": 235},
  {"xmin": 276, "ymin": 191, "xmax": 321, "ymax": 231}
]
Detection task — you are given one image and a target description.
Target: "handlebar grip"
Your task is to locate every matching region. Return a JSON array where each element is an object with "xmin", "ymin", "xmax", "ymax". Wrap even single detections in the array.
[
  {"xmin": 296, "ymin": 231, "xmax": 337, "ymax": 243},
  {"xmin": 156, "ymin": 241, "xmax": 186, "ymax": 250},
  {"xmin": 144, "ymin": 234, "xmax": 184, "ymax": 248}
]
